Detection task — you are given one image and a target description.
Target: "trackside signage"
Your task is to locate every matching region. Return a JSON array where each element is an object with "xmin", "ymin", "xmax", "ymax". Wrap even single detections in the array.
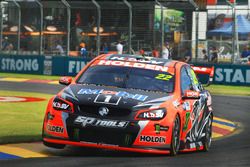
[
  {"xmin": 0, "ymin": 55, "xmax": 43, "ymax": 74},
  {"xmin": 215, "ymin": 67, "xmax": 250, "ymax": 85},
  {"xmin": 193, "ymin": 63, "xmax": 250, "ymax": 86},
  {"xmin": 51, "ymin": 56, "xmax": 91, "ymax": 76},
  {"xmin": 0, "ymin": 54, "xmax": 249, "ymax": 86}
]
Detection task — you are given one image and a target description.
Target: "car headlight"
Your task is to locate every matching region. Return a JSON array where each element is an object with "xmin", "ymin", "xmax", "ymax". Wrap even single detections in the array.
[
  {"xmin": 52, "ymin": 96, "xmax": 73, "ymax": 113},
  {"xmin": 136, "ymin": 108, "xmax": 166, "ymax": 120}
]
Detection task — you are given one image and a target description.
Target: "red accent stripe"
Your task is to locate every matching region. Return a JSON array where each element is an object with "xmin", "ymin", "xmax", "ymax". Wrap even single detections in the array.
[
  {"xmin": 213, "ymin": 126, "xmax": 232, "ymax": 135},
  {"xmin": 180, "ymin": 146, "xmax": 204, "ymax": 153},
  {"xmin": 43, "ymin": 138, "xmax": 169, "ymax": 155}
]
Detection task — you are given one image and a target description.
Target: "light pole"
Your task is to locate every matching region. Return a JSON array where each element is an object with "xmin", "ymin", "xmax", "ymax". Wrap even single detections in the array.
[
  {"xmin": 92, "ymin": 0, "xmax": 101, "ymax": 56},
  {"xmin": 226, "ymin": 0, "xmax": 239, "ymax": 64},
  {"xmin": 155, "ymin": 0, "xmax": 164, "ymax": 57},
  {"xmin": 0, "ymin": 2, "xmax": 3, "ymax": 51},
  {"xmin": 124, "ymin": 0, "xmax": 132, "ymax": 54}
]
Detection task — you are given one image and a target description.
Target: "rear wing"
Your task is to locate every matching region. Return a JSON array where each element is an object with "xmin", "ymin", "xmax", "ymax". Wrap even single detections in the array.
[{"xmin": 191, "ymin": 66, "xmax": 215, "ymax": 86}]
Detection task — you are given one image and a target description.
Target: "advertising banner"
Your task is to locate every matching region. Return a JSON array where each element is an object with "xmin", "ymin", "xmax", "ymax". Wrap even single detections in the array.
[
  {"xmin": 0, "ymin": 54, "xmax": 249, "ymax": 86},
  {"xmin": 214, "ymin": 64, "xmax": 250, "ymax": 86},
  {"xmin": 0, "ymin": 55, "xmax": 44, "ymax": 74},
  {"xmin": 51, "ymin": 56, "xmax": 91, "ymax": 76},
  {"xmin": 194, "ymin": 63, "xmax": 250, "ymax": 86}
]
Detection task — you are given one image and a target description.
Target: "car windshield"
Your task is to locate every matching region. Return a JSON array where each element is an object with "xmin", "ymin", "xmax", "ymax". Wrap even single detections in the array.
[{"xmin": 77, "ymin": 65, "xmax": 174, "ymax": 93}]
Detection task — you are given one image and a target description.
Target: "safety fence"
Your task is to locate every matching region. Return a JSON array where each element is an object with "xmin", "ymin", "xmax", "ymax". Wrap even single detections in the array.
[
  {"xmin": 206, "ymin": 6, "xmax": 250, "ymax": 64},
  {"xmin": 0, "ymin": 54, "xmax": 249, "ymax": 86}
]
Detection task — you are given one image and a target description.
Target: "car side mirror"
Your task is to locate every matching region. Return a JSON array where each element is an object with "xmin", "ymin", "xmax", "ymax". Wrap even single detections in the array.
[
  {"xmin": 59, "ymin": 76, "xmax": 72, "ymax": 86},
  {"xmin": 182, "ymin": 90, "xmax": 200, "ymax": 100}
]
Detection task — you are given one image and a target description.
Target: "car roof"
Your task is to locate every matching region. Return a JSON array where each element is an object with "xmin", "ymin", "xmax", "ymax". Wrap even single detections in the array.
[{"xmin": 98, "ymin": 54, "xmax": 180, "ymax": 68}]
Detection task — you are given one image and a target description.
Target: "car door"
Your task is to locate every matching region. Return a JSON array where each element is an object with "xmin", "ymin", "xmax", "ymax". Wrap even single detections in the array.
[
  {"xmin": 180, "ymin": 66, "xmax": 205, "ymax": 145},
  {"xmin": 186, "ymin": 66, "xmax": 209, "ymax": 140}
]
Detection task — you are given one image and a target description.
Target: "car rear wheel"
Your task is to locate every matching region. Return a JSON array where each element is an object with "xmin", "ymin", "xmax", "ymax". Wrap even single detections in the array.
[
  {"xmin": 170, "ymin": 116, "xmax": 181, "ymax": 156},
  {"xmin": 43, "ymin": 140, "xmax": 65, "ymax": 149},
  {"xmin": 202, "ymin": 114, "xmax": 213, "ymax": 152}
]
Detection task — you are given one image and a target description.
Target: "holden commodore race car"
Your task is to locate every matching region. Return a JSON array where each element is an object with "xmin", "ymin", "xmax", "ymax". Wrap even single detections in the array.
[{"xmin": 42, "ymin": 54, "xmax": 214, "ymax": 156}]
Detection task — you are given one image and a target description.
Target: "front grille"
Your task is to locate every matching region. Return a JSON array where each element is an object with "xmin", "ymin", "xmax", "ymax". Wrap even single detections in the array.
[
  {"xmin": 79, "ymin": 105, "xmax": 131, "ymax": 117},
  {"xmin": 79, "ymin": 130, "xmax": 133, "ymax": 146},
  {"xmin": 78, "ymin": 128, "xmax": 136, "ymax": 146}
]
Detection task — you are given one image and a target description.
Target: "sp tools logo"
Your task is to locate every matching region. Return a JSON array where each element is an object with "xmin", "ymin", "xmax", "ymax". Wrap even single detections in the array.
[
  {"xmin": 98, "ymin": 107, "xmax": 109, "ymax": 116},
  {"xmin": 74, "ymin": 116, "xmax": 128, "ymax": 128}
]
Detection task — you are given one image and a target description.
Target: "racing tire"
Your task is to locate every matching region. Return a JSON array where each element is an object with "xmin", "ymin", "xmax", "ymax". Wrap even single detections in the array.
[
  {"xmin": 170, "ymin": 116, "xmax": 181, "ymax": 156},
  {"xmin": 43, "ymin": 140, "xmax": 65, "ymax": 149},
  {"xmin": 202, "ymin": 114, "xmax": 213, "ymax": 152}
]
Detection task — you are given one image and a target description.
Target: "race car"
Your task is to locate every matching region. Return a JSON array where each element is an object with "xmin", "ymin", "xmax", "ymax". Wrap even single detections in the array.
[{"xmin": 42, "ymin": 54, "xmax": 214, "ymax": 156}]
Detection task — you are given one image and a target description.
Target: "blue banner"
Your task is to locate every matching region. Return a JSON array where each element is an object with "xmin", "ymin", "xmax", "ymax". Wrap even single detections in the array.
[
  {"xmin": 0, "ymin": 55, "xmax": 44, "ymax": 74},
  {"xmin": 193, "ymin": 63, "xmax": 250, "ymax": 86},
  {"xmin": 214, "ymin": 64, "xmax": 250, "ymax": 86},
  {"xmin": 52, "ymin": 56, "xmax": 91, "ymax": 76},
  {"xmin": 0, "ymin": 54, "xmax": 249, "ymax": 86}
]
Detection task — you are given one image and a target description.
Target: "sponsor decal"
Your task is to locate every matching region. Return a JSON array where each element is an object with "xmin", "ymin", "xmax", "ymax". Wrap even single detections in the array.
[
  {"xmin": 74, "ymin": 116, "xmax": 128, "ymax": 128},
  {"xmin": 183, "ymin": 102, "xmax": 191, "ymax": 111},
  {"xmin": 0, "ymin": 96, "xmax": 45, "ymax": 102},
  {"xmin": 183, "ymin": 112, "xmax": 190, "ymax": 131},
  {"xmin": 155, "ymin": 124, "xmax": 169, "ymax": 134},
  {"xmin": 77, "ymin": 88, "xmax": 148, "ymax": 101},
  {"xmin": 1, "ymin": 58, "xmax": 39, "ymax": 72},
  {"xmin": 215, "ymin": 68, "xmax": 250, "ymax": 84},
  {"xmin": 139, "ymin": 135, "xmax": 166, "ymax": 143},
  {"xmin": 155, "ymin": 74, "xmax": 173, "ymax": 81},
  {"xmin": 138, "ymin": 109, "xmax": 166, "ymax": 120},
  {"xmin": 94, "ymin": 94, "xmax": 121, "ymax": 105},
  {"xmin": 46, "ymin": 125, "xmax": 64, "ymax": 133},
  {"xmin": 109, "ymin": 56, "xmax": 165, "ymax": 65},
  {"xmin": 53, "ymin": 102, "xmax": 69, "ymax": 110},
  {"xmin": 143, "ymin": 112, "xmax": 164, "ymax": 119},
  {"xmin": 173, "ymin": 99, "xmax": 180, "ymax": 108},
  {"xmin": 186, "ymin": 91, "xmax": 200, "ymax": 98},
  {"xmin": 97, "ymin": 60, "xmax": 169, "ymax": 72}
]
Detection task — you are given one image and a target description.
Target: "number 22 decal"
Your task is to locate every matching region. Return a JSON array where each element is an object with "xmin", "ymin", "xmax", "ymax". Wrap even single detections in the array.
[{"xmin": 155, "ymin": 74, "xmax": 173, "ymax": 81}]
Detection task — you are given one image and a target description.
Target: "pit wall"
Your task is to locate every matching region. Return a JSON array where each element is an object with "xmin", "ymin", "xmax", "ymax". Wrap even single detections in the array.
[{"xmin": 0, "ymin": 55, "xmax": 249, "ymax": 86}]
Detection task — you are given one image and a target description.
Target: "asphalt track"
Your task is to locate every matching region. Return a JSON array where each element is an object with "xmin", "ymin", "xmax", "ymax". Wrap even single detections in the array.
[{"xmin": 0, "ymin": 81, "xmax": 250, "ymax": 167}]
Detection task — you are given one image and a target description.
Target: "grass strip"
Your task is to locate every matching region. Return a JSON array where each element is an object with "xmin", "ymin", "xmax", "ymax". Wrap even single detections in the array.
[
  {"xmin": 0, "ymin": 90, "xmax": 52, "ymax": 144},
  {"xmin": 206, "ymin": 85, "xmax": 250, "ymax": 97}
]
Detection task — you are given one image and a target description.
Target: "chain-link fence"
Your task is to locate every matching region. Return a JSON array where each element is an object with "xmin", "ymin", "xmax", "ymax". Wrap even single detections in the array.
[
  {"xmin": 1, "ymin": 1, "xmax": 20, "ymax": 55},
  {"xmin": 206, "ymin": 6, "xmax": 250, "ymax": 64},
  {"xmin": 0, "ymin": 0, "xmax": 208, "ymax": 63},
  {"xmin": 42, "ymin": 1, "xmax": 68, "ymax": 56}
]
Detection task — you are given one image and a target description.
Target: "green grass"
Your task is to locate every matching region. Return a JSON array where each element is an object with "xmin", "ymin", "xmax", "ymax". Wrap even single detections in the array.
[
  {"xmin": 0, "ymin": 72, "xmax": 62, "ymax": 81},
  {"xmin": 0, "ymin": 90, "xmax": 53, "ymax": 144},
  {"xmin": 207, "ymin": 85, "xmax": 250, "ymax": 96}
]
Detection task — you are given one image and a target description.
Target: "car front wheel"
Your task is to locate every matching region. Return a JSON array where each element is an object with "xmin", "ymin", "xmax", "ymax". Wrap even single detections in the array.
[{"xmin": 170, "ymin": 116, "xmax": 181, "ymax": 156}]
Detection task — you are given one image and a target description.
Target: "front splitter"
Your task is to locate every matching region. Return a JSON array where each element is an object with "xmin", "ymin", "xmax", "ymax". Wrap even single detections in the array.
[{"xmin": 43, "ymin": 138, "xmax": 170, "ymax": 155}]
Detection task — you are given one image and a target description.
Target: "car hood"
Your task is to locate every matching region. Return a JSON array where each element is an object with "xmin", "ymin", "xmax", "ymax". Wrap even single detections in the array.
[{"xmin": 61, "ymin": 84, "xmax": 173, "ymax": 111}]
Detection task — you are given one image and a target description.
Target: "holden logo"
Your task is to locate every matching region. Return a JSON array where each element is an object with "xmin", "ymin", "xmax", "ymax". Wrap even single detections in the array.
[{"xmin": 98, "ymin": 107, "xmax": 109, "ymax": 116}]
